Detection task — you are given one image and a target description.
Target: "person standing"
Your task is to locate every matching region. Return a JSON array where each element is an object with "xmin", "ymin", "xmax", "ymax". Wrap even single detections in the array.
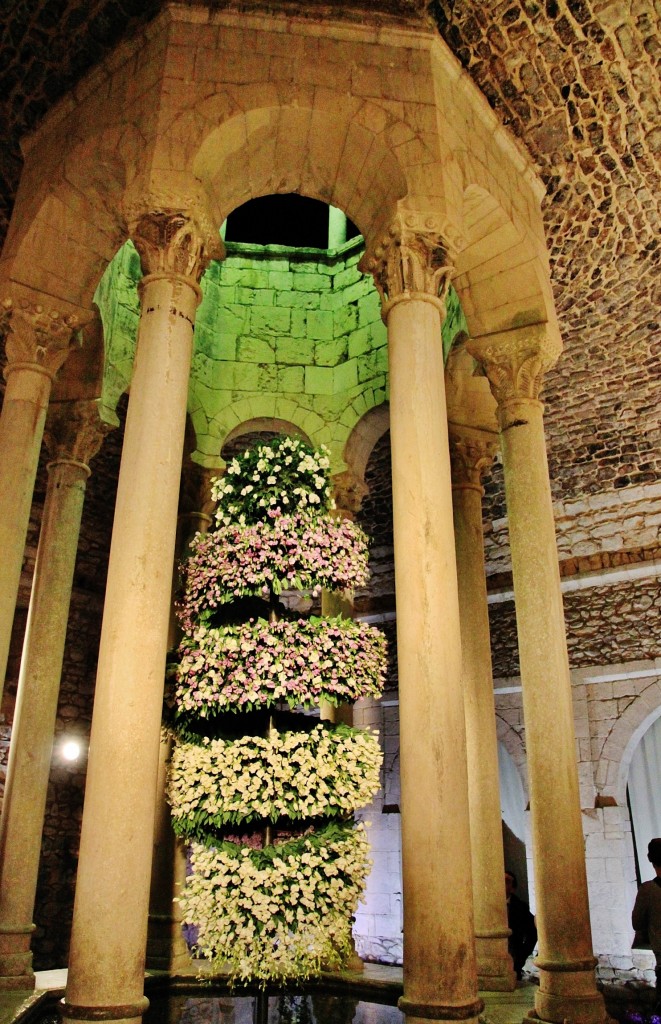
[
  {"xmin": 632, "ymin": 837, "xmax": 661, "ymax": 1011},
  {"xmin": 505, "ymin": 870, "xmax": 537, "ymax": 980}
]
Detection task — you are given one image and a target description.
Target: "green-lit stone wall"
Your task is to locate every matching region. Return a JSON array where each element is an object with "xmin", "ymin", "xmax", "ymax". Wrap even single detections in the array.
[{"xmin": 94, "ymin": 238, "xmax": 467, "ymax": 471}]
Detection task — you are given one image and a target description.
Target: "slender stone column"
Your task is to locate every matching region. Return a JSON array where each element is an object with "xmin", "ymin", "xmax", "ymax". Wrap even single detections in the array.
[
  {"xmin": 62, "ymin": 212, "xmax": 216, "ymax": 1024},
  {"xmin": 0, "ymin": 303, "xmax": 78, "ymax": 702},
  {"xmin": 0, "ymin": 401, "xmax": 109, "ymax": 989},
  {"xmin": 450, "ymin": 430, "xmax": 516, "ymax": 993},
  {"xmin": 319, "ymin": 471, "xmax": 366, "ymax": 727},
  {"xmin": 146, "ymin": 464, "xmax": 216, "ymax": 972},
  {"xmin": 362, "ymin": 217, "xmax": 481, "ymax": 1024},
  {"xmin": 467, "ymin": 325, "xmax": 607, "ymax": 1024}
]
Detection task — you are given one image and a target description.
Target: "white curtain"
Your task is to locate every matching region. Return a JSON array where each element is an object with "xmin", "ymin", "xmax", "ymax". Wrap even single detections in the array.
[
  {"xmin": 627, "ymin": 712, "xmax": 661, "ymax": 882},
  {"xmin": 498, "ymin": 741, "xmax": 527, "ymax": 842}
]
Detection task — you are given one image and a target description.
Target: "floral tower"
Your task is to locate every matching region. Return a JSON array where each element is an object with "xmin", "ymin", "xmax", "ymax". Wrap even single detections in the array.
[{"xmin": 167, "ymin": 436, "xmax": 387, "ymax": 983}]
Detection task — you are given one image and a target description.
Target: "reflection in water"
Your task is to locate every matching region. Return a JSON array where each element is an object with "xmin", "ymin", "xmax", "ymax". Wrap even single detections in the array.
[{"xmin": 144, "ymin": 993, "xmax": 403, "ymax": 1024}]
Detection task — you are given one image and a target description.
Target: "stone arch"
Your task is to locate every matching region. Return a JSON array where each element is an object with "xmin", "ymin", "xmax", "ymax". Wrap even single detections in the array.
[
  {"xmin": 453, "ymin": 184, "xmax": 559, "ymax": 341},
  {"xmin": 496, "ymin": 714, "xmax": 529, "ymax": 801},
  {"xmin": 343, "ymin": 404, "xmax": 390, "ymax": 492},
  {"xmin": 1, "ymin": 128, "xmax": 134, "ymax": 317},
  {"xmin": 222, "ymin": 417, "xmax": 312, "ymax": 453},
  {"xmin": 192, "ymin": 103, "xmax": 409, "ymax": 247},
  {"xmin": 595, "ymin": 677, "xmax": 661, "ymax": 805},
  {"xmin": 190, "ymin": 396, "xmax": 327, "ymax": 469}
]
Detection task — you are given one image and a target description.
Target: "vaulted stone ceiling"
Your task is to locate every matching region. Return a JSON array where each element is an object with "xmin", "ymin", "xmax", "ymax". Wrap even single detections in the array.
[{"xmin": 1, "ymin": 0, "xmax": 659, "ymax": 505}]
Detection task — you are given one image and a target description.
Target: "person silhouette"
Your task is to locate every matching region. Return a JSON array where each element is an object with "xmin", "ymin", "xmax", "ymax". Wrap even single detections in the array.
[
  {"xmin": 505, "ymin": 870, "xmax": 537, "ymax": 980},
  {"xmin": 632, "ymin": 838, "xmax": 661, "ymax": 1011}
]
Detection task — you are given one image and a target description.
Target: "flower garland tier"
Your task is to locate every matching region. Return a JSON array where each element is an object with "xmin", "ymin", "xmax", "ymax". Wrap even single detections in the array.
[
  {"xmin": 178, "ymin": 823, "xmax": 371, "ymax": 983},
  {"xmin": 170, "ymin": 436, "xmax": 387, "ymax": 983},
  {"xmin": 174, "ymin": 615, "xmax": 387, "ymax": 723},
  {"xmin": 177, "ymin": 511, "xmax": 370, "ymax": 631},
  {"xmin": 168, "ymin": 723, "xmax": 383, "ymax": 839}
]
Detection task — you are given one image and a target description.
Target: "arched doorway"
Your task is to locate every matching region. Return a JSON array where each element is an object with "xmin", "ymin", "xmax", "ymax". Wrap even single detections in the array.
[{"xmin": 627, "ymin": 714, "xmax": 661, "ymax": 884}]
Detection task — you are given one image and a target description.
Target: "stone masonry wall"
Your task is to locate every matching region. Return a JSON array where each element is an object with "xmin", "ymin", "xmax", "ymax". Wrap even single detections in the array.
[
  {"xmin": 484, "ymin": 479, "xmax": 661, "ymax": 576},
  {"xmin": 489, "ymin": 576, "xmax": 661, "ymax": 679},
  {"xmin": 97, "ymin": 238, "xmax": 390, "ymax": 466}
]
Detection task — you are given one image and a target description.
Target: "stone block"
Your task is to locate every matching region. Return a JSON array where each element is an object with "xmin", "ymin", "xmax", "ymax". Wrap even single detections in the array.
[
  {"xmin": 315, "ymin": 337, "xmax": 347, "ymax": 367},
  {"xmin": 341, "ymin": 278, "xmax": 373, "ymax": 305},
  {"xmin": 293, "ymin": 272, "xmax": 331, "ymax": 291},
  {"xmin": 268, "ymin": 270, "xmax": 294, "ymax": 291},
  {"xmin": 250, "ymin": 305, "xmax": 291, "ymax": 335},
  {"xmin": 276, "ymin": 365, "xmax": 304, "ymax": 393},
  {"xmin": 275, "ymin": 336, "xmax": 314, "ymax": 364},
  {"xmin": 276, "ymin": 290, "xmax": 321, "ymax": 309},
  {"xmin": 236, "ymin": 287, "xmax": 274, "ymax": 306},
  {"xmin": 333, "ymin": 304, "xmax": 358, "ymax": 336},
  {"xmin": 236, "ymin": 336, "xmax": 275, "ymax": 363},
  {"xmin": 210, "ymin": 332, "xmax": 237, "ymax": 362},
  {"xmin": 290, "ymin": 310, "xmax": 307, "ymax": 337},
  {"xmin": 333, "ymin": 264, "xmax": 363, "ymax": 290},
  {"xmin": 230, "ymin": 362, "xmax": 262, "ymax": 391},
  {"xmin": 319, "ymin": 289, "xmax": 351, "ymax": 311},
  {"xmin": 357, "ymin": 290, "xmax": 382, "ymax": 325},
  {"xmin": 257, "ymin": 365, "xmax": 278, "ymax": 390},
  {"xmin": 348, "ymin": 326, "xmax": 372, "ymax": 359},
  {"xmin": 333, "ymin": 358, "xmax": 359, "ymax": 392},
  {"xmin": 304, "ymin": 365, "xmax": 335, "ymax": 395},
  {"xmin": 221, "ymin": 304, "xmax": 251, "ymax": 334},
  {"xmin": 219, "ymin": 266, "xmax": 269, "ymax": 288},
  {"xmin": 307, "ymin": 309, "xmax": 334, "ymax": 341}
]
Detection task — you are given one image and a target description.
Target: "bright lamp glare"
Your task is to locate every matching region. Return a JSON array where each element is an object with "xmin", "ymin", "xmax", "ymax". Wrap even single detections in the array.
[{"xmin": 62, "ymin": 740, "xmax": 81, "ymax": 762}]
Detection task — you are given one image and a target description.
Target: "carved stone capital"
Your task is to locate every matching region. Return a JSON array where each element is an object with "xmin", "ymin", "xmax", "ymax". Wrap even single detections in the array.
[
  {"xmin": 449, "ymin": 430, "xmax": 499, "ymax": 492},
  {"xmin": 3, "ymin": 301, "xmax": 79, "ymax": 380},
  {"xmin": 359, "ymin": 213, "xmax": 454, "ymax": 318},
  {"xmin": 43, "ymin": 400, "xmax": 114, "ymax": 468},
  {"xmin": 130, "ymin": 212, "xmax": 218, "ymax": 282},
  {"xmin": 465, "ymin": 324, "xmax": 562, "ymax": 411},
  {"xmin": 331, "ymin": 470, "xmax": 369, "ymax": 518}
]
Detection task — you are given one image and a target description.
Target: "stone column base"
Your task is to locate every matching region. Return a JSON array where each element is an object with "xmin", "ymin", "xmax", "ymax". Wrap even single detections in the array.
[
  {"xmin": 476, "ymin": 932, "xmax": 516, "ymax": 992},
  {"xmin": 398, "ymin": 996, "xmax": 484, "ymax": 1023},
  {"xmin": 531, "ymin": 959, "xmax": 609, "ymax": 1024},
  {"xmin": 145, "ymin": 914, "xmax": 192, "ymax": 973},
  {"xmin": 0, "ymin": 925, "xmax": 35, "ymax": 991},
  {"xmin": 61, "ymin": 995, "xmax": 150, "ymax": 1024}
]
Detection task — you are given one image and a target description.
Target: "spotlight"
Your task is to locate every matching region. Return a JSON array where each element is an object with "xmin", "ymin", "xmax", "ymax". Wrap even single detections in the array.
[{"xmin": 61, "ymin": 739, "xmax": 82, "ymax": 762}]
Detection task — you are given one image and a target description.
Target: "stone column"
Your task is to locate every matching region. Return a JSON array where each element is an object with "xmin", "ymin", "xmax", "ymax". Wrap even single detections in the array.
[
  {"xmin": 146, "ymin": 464, "xmax": 216, "ymax": 973},
  {"xmin": 62, "ymin": 212, "xmax": 216, "ymax": 1024},
  {"xmin": 362, "ymin": 217, "xmax": 481, "ymax": 1024},
  {"xmin": 467, "ymin": 325, "xmax": 607, "ymax": 1024},
  {"xmin": 450, "ymin": 430, "xmax": 516, "ymax": 992},
  {"xmin": 0, "ymin": 400, "xmax": 109, "ymax": 989},
  {"xmin": 0, "ymin": 302, "xmax": 78, "ymax": 702},
  {"xmin": 319, "ymin": 471, "xmax": 366, "ymax": 727}
]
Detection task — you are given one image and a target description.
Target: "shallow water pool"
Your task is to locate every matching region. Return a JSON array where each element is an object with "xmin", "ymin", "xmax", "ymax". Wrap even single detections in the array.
[{"xmin": 143, "ymin": 990, "xmax": 403, "ymax": 1024}]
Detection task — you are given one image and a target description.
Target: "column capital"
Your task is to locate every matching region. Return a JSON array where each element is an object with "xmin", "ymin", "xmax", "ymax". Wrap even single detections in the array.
[
  {"xmin": 129, "ymin": 211, "xmax": 221, "ymax": 284},
  {"xmin": 331, "ymin": 469, "xmax": 369, "ymax": 519},
  {"xmin": 449, "ymin": 430, "xmax": 499, "ymax": 493},
  {"xmin": 465, "ymin": 324, "xmax": 563, "ymax": 411},
  {"xmin": 2, "ymin": 300, "xmax": 80, "ymax": 380},
  {"xmin": 360, "ymin": 212, "xmax": 454, "ymax": 320},
  {"xmin": 43, "ymin": 400, "xmax": 114, "ymax": 469}
]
